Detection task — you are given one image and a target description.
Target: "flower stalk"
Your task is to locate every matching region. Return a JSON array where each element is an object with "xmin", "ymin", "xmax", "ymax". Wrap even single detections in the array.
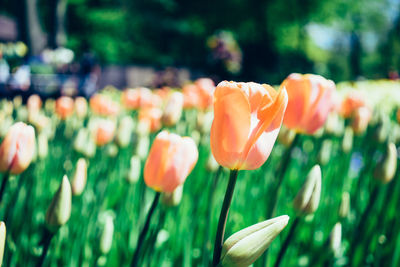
[{"xmin": 212, "ymin": 169, "xmax": 239, "ymax": 266}]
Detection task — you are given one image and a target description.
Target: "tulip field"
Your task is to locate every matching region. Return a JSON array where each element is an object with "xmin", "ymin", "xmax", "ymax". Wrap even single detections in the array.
[{"xmin": 0, "ymin": 77, "xmax": 400, "ymax": 267}]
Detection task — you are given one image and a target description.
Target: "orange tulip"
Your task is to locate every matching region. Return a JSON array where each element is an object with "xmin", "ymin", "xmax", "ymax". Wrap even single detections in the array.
[
  {"xmin": 183, "ymin": 84, "xmax": 200, "ymax": 109},
  {"xmin": 154, "ymin": 86, "xmax": 172, "ymax": 102},
  {"xmin": 94, "ymin": 119, "xmax": 116, "ymax": 146},
  {"xmin": 90, "ymin": 94, "xmax": 120, "ymax": 116},
  {"xmin": 55, "ymin": 96, "xmax": 74, "ymax": 120},
  {"xmin": 281, "ymin": 73, "xmax": 335, "ymax": 134},
  {"xmin": 139, "ymin": 107, "xmax": 162, "ymax": 133},
  {"xmin": 144, "ymin": 131, "xmax": 198, "ymax": 192},
  {"xmin": 210, "ymin": 81, "xmax": 288, "ymax": 170},
  {"xmin": 122, "ymin": 88, "xmax": 162, "ymax": 110},
  {"xmin": 161, "ymin": 91, "xmax": 184, "ymax": 126},
  {"xmin": 340, "ymin": 90, "xmax": 366, "ymax": 118},
  {"xmin": 0, "ymin": 122, "xmax": 35, "ymax": 174},
  {"xmin": 195, "ymin": 78, "xmax": 215, "ymax": 110},
  {"xmin": 75, "ymin": 97, "xmax": 88, "ymax": 118},
  {"xmin": 182, "ymin": 78, "xmax": 215, "ymax": 110},
  {"xmin": 27, "ymin": 94, "xmax": 42, "ymax": 113},
  {"xmin": 352, "ymin": 106, "xmax": 372, "ymax": 134}
]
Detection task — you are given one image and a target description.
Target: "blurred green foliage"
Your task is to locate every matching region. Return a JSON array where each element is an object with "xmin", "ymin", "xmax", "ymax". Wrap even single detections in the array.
[{"xmin": 0, "ymin": 0, "xmax": 400, "ymax": 83}]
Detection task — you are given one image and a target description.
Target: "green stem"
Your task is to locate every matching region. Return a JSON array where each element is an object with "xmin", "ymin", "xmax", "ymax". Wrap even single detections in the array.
[
  {"xmin": 202, "ymin": 166, "xmax": 223, "ymax": 266},
  {"xmin": 36, "ymin": 228, "xmax": 54, "ymax": 267},
  {"xmin": 130, "ymin": 191, "xmax": 161, "ymax": 267},
  {"xmin": 0, "ymin": 172, "xmax": 9, "ymax": 204},
  {"xmin": 273, "ymin": 216, "xmax": 300, "ymax": 267},
  {"xmin": 212, "ymin": 169, "xmax": 239, "ymax": 266}
]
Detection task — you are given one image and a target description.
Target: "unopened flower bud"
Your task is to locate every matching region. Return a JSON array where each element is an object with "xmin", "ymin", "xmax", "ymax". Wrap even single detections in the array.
[
  {"xmin": 94, "ymin": 119, "xmax": 116, "ymax": 146},
  {"xmin": 0, "ymin": 221, "xmax": 5, "ymax": 266},
  {"xmin": 374, "ymin": 143, "xmax": 397, "ymax": 184},
  {"xmin": 221, "ymin": 215, "xmax": 290, "ymax": 267},
  {"xmin": 278, "ymin": 127, "xmax": 296, "ymax": 147},
  {"xmin": 161, "ymin": 185, "xmax": 183, "ymax": 207},
  {"xmin": 206, "ymin": 153, "xmax": 220, "ymax": 172},
  {"xmin": 99, "ymin": 213, "xmax": 114, "ymax": 255},
  {"xmin": 136, "ymin": 120, "xmax": 150, "ymax": 137},
  {"xmin": 196, "ymin": 110, "xmax": 213, "ymax": 133},
  {"xmin": 75, "ymin": 97, "xmax": 88, "ymax": 119},
  {"xmin": 162, "ymin": 92, "xmax": 183, "ymax": 126},
  {"xmin": 107, "ymin": 144, "xmax": 119, "ymax": 158},
  {"xmin": 191, "ymin": 130, "xmax": 201, "ymax": 146},
  {"xmin": 44, "ymin": 99, "xmax": 56, "ymax": 113},
  {"xmin": 339, "ymin": 192, "xmax": 350, "ymax": 219},
  {"xmin": 293, "ymin": 165, "xmax": 322, "ymax": 215},
  {"xmin": 373, "ymin": 120, "xmax": 388, "ymax": 144},
  {"xmin": 126, "ymin": 156, "xmax": 141, "ymax": 184},
  {"xmin": 342, "ymin": 127, "xmax": 354, "ymax": 153},
  {"xmin": 116, "ymin": 116, "xmax": 135, "ymax": 148},
  {"xmin": 329, "ymin": 222, "xmax": 342, "ymax": 257},
  {"xmin": 45, "ymin": 175, "xmax": 72, "ymax": 230},
  {"xmin": 352, "ymin": 107, "xmax": 372, "ymax": 135},
  {"xmin": 325, "ymin": 113, "xmax": 343, "ymax": 137},
  {"xmin": 13, "ymin": 96, "xmax": 22, "ymax": 109},
  {"xmin": 136, "ymin": 135, "xmax": 150, "ymax": 160},
  {"xmin": 318, "ymin": 139, "xmax": 332, "ymax": 166},
  {"xmin": 71, "ymin": 158, "xmax": 87, "ymax": 196},
  {"xmin": 37, "ymin": 133, "xmax": 49, "ymax": 159}
]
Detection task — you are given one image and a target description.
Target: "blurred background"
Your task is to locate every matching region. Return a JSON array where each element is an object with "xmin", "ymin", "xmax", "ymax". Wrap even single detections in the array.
[{"xmin": 0, "ymin": 0, "xmax": 399, "ymax": 97}]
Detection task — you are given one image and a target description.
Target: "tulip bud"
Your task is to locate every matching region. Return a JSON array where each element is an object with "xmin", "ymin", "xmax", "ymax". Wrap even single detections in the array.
[
  {"xmin": 2, "ymin": 101, "xmax": 13, "ymax": 117},
  {"xmin": 317, "ymin": 139, "xmax": 332, "ymax": 166},
  {"xmin": 293, "ymin": 165, "xmax": 322, "ymax": 215},
  {"xmin": 0, "ymin": 122, "xmax": 35, "ymax": 174},
  {"xmin": 71, "ymin": 158, "xmax": 87, "ymax": 196},
  {"xmin": 278, "ymin": 127, "xmax": 296, "ymax": 147},
  {"xmin": 191, "ymin": 130, "xmax": 201, "ymax": 146},
  {"xmin": 116, "ymin": 116, "xmax": 135, "ymax": 148},
  {"xmin": 221, "ymin": 215, "xmax": 290, "ymax": 267},
  {"xmin": 161, "ymin": 185, "xmax": 183, "ymax": 206},
  {"xmin": 27, "ymin": 94, "xmax": 42, "ymax": 114},
  {"xmin": 0, "ymin": 221, "xmax": 5, "ymax": 266},
  {"xmin": 342, "ymin": 126, "xmax": 354, "ymax": 153},
  {"xmin": 99, "ymin": 213, "xmax": 114, "ymax": 255},
  {"xmin": 94, "ymin": 119, "xmax": 116, "ymax": 146},
  {"xmin": 37, "ymin": 133, "xmax": 49, "ymax": 159},
  {"xmin": 136, "ymin": 120, "xmax": 150, "ymax": 137},
  {"xmin": 75, "ymin": 97, "xmax": 88, "ymax": 119},
  {"xmin": 45, "ymin": 175, "xmax": 72, "ymax": 230},
  {"xmin": 351, "ymin": 107, "xmax": 372, "ymax": 135},
  {"xmin": 136, "ymin": 135, "xmax": 150, "ymax": 160},
  {"xmin": 107, "ymin": 144, "xmax": 119, "ymax": 158},
  {"xmin": 329, "ymin": 222, "xmax": 342, "ymax": 257},
  {"xmin": 162, "ymin": 92, "xmax": 183, "ymax": 126},
  {"xmin": 206, "ymin": 153, "xmax": 220, "ymax": 172},
  {"xmin": 13, "ymin": 96, "xmax": 22, "ymax": 109},
  {"xmin": 374, "ymin": 143, "xmax": 397, "ymax": 184},
  {"xmin": 126, "ymin": 156, "xmax": 141, "ymax": 184},
  {"xmin": 373, "ymin": 121, "xmax": 389, "ymax": 144},
  {"xmin": 196, "ymin": 110, "xmax": 214, "ymax": 133},
  {"xmin": 339, "ymin": 192, "xmax": 350, "ymax": 219},
  {"xmin": 43, "ymin": 99, "xmax": 54, "ymax": 114},
  {"xmin": 325, "ymin": 113, "xmax": 343, "ymax": 137},
  {"xmin": 390, "ymin": 124, "xmax": 400, "ymax": 144}
]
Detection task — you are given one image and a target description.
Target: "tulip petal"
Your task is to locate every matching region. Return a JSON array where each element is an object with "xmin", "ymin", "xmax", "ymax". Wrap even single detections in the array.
[
  {"xmin": 239, "ymin": 87, "xmax": 288, "ymax": 170},
  {"xmin": 211, "ymin": 84, "xmax": 251, "ymax": 169}
]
